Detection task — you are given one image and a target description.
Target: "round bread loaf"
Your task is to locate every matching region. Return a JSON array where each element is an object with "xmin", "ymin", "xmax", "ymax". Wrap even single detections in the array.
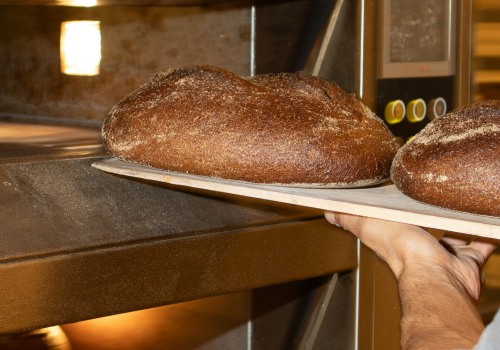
[
  {"xmin": 391, "ymin": 100, "xmax": 500, "ymax": 217},
  {"xmin": 102, "ymin": 65, "xmax": 399, "ymax": 187}
]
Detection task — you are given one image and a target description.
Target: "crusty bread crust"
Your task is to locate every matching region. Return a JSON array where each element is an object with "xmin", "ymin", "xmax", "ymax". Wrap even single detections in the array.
[
  {"xmin": 102, "ymin": 65, "xmax": 399, "ymax": 188},
  {"xmin": 391, "ymin": 100, "xmax": 500, "ymax": 217}
]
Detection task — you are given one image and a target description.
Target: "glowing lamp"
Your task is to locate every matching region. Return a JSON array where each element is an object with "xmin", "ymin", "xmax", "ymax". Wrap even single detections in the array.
[{"xmin": 60, "ymin": 21, "xmax": 101, "ymax": 76}]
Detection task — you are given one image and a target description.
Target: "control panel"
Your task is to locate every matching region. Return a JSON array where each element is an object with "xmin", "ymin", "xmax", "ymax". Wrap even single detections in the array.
[{"xmin": 376, "ymin": 76, "xmax": 454, "ymax": 142}]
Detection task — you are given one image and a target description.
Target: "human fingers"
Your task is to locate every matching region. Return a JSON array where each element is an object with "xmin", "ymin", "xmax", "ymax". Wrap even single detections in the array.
[
  {"xmin": 441, "ymin": 236, "xmax": 497, "ymax": 264},
  {"xmin": 440, "ymin": 236, "xmax": 471, "ymax": 247},
  {"xmin": 468, "ymin": 241, "xmax": 497, "ymax": 261},
  {"xmin": 439, "ymin": 237, "xmax": 497, "ymax": 299},
  {"xmin": 465, "ymin": 240, "xmax": 497, "ymax": 265},
  {"xmin": 324, "ymin": 211, "xmax": 396, "ymax": 240},
  {"xmin": 324, "ymin": 211, "xmax": 431, "ymax": 277},
  {"xmin": 324, "ymin": 211, "xmax": 383, "ymax": 242},
  {"xmin": 325, "ymin": 211, "xmax": 425, "ymax": 246}
]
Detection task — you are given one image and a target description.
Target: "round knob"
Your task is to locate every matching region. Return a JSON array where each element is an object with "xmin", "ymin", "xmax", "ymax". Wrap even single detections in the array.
[
  {"xmin": 406, "ymin": 99, "xmax": 427, "ymax": 123},
  {"xmin": 427, "ymin": 97, "xmax": 447, "ymax": 120},
  {"xmin": 384, "ymin": 100, "xmax": 406, "ymax": 125}
]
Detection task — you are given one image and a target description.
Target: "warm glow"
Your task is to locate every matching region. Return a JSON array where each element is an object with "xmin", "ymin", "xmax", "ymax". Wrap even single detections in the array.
[
  {"xmin": 60, "ymin": 21, "xmax": 101, "ymax": 76},
  {"xmin": 59, "ymin": 0, "xmax": 97, "ymax": 6}
]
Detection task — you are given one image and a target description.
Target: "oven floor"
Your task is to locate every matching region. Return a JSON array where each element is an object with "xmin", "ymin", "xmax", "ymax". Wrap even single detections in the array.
[{"xmin": 0, "ymin": 121, "xmax": 105, "ymax": 163}]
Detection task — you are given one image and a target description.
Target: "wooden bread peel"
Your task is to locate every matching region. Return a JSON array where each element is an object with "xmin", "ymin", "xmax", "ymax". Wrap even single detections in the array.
[{"xmin": 93, "ymin": 158, "xmax": 500, "ymax": 240}]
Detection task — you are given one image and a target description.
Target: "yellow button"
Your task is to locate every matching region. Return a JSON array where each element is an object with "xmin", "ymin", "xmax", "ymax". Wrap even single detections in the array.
[
  {"xmin": 406, "ymin": 98, "xmax": 427, "ymax": 123},
  {"xmin": 427, "ymin": 97, "xmax": 447, "ymax": 120},
  {"xmin": 384, "ymin": 100, "xmax": 406, "ymax": 125}
]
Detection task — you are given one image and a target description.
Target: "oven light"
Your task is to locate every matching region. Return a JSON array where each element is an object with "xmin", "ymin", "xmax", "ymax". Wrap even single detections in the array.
[
  {"xmin": 71, "ymin": 0, "xmax": 97, "ymax": 5},
  {"xmin": 60, "ymin": 21, "xmax": 101, "ymax": 76},
  {"xmin": 61, "ymin": 0, "xmax": 97, "ymax": 5}
]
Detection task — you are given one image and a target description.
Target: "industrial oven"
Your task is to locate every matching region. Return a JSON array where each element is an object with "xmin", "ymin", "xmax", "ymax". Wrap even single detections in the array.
[
  {"xmin": 0, "ymin": 0, "xmax": 476, "ymax": 349},
  {"xmin": 302, "ymin": 0, "xmax": 471, "ymax": 141}
]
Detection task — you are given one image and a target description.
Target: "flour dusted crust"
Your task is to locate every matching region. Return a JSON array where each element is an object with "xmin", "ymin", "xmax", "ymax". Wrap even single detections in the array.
[
  {"xmin": 391, "ymin": 100, "xmax": 500, "ymax": 217},
  {"xmin": 102, "ymin": 65, "xmax": 399, "ymax": 188}
]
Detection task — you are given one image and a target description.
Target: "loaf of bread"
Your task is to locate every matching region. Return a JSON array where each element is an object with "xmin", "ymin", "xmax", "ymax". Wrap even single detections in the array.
[
  {"xmin": 102, "ymin": 65, "xmax": 399, "ymax": 187},
  {"xmin": 391, "ymin": 100, "xmax": 500, "ymax": 217}
]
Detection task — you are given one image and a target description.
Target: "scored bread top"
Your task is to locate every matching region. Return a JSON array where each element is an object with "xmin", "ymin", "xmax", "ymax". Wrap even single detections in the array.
[
  {"xmin": 102, "ymin": 65, "xmax": 399, "ymax": 187},
  {"xmin": 391, "ymin": 100, "xmax": 500, "ymax": 217}
]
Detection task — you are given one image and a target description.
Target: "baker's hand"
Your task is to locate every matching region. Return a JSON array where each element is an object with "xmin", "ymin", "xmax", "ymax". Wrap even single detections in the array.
[
  {"xmin": 325, "ymin": 211, "xmax": 498, "ymax": 349},
  {"xmin": 324, "ymin": 211, "xmax": 495, "ymax": 300}
]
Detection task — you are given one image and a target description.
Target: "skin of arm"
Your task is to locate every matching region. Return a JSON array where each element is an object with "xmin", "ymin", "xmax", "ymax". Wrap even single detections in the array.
[{"xmin": 324, "ymin": 212, "xmax": 497, "ymax": 350}]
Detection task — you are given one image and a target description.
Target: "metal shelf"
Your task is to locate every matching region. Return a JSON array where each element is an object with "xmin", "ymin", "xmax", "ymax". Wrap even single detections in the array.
[
  {"xmin": 0, "ymin": 0, "xmax": 231, "ymax": 6},
  {"xmin": 0, "ymin": 150, "xmax": 356, "ymax": 333}
]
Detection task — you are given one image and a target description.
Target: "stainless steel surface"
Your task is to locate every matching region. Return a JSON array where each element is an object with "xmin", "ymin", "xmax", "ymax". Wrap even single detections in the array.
[
  {"xmin": 358, "ymin": 244, "xmax": 401, "ymax": 350},
  {"xmin": 305, "ymin": 0, "xmax": 345, "ymax": 77},
  {"xmin": 0, "ymin": 130, "xmax": 358, "ymax": 335},
  {"xmin": 293, "ymin": 274, "xmax": 339, "ymax": 350},
  {"xmin": 455, "ymin": 0, "xmax": 473, "ymax": 106},
  {"xmin": 302, "ymin": 0, "xmax": 374, "ymax": 99},
  {"xmin": 61, "ymin": 291, "xmax": 252, "ymax": 350},
  {"xmin": 60, "ymin": 275, "xmax": 358, "ymax": 350},
  {"xmin": 254, "ymin": 0, "xmax": 313, "ymax": 75},
  {"xmin": 0, "ymin": 0, "xmax": 231, "ymax": 5},
  {"xmin": 358, "ymin": 0, "xmax": 378, "ymax": 108},
  {"xmin": 0, "ymin": 4, "xmax": 252, "ymax": 122},
  {"xmin": 302, "ymin": 0, "xmax": 359, "ymax": 94},
  {"xmin": 0, "ymin": 121, "xmax": 105, "ymax": 163},
  {"xmin": 378, "ymin": 0, "xmax": 457, "ymax": 79},
  {"xmin": 250, "ymin": 273, "xmax": 356, "ymax": 350}
]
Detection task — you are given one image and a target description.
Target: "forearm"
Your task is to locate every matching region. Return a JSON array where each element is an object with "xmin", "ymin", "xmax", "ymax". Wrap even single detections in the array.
[
  {"xmin": 323, "ymin": 212, "xmax": 495, "ymax": 349},
  {"xmin": 398, "ymin": 266, "xmax": 484, "ymax": 350}
]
